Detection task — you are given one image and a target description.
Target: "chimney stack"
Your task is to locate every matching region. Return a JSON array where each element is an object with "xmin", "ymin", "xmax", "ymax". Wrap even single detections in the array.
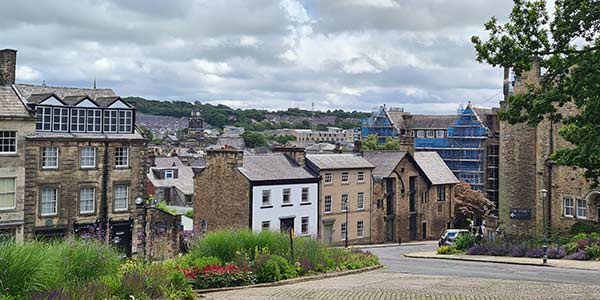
[
  {"xmin": 0, "ymin": 49, "xmax": 17, "ymax": 86},
  {"xmin": 272, "ymin": 146, "xmax": 305, "ymax": 166}
]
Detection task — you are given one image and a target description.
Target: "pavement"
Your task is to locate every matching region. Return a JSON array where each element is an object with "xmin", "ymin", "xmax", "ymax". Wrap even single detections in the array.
[
  {"xmin": 200, "ymin": 242, "xmax": 600, "ymax": 299},
  {"xmin": 405, "ymin": 251, "xmax": 600, "ymax": 271}
]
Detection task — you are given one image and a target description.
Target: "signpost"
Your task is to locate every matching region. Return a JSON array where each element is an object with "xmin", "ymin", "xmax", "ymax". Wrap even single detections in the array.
[
  {"xmin": 509, "ymin": 208, "xmax": 532, "ymax": 220},
  {"xmin": 289, "ymin": 227, "xmax": 295, "ymax": 262}
]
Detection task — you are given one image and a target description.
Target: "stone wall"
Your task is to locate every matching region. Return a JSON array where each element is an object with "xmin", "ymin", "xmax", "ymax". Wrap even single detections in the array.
[
  {"xmin": 146, "ymin": 208, "xmax": 182, "ymax": 260},
  {"xmin": 193, "ymin": 149, "xmax": 250, "ymax": 233}
]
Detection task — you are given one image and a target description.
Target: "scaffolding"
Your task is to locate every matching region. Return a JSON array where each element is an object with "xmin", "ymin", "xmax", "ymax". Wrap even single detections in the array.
[{"xmin": 361, "ymin": 106, "xmax": 397, "ymax": 143}]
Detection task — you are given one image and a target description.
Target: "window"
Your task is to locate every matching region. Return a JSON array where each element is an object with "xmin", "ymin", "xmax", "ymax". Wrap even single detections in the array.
[
  {"xmin": 36, "ymin": 107, "xmax": 52, "ymax": 131},
  {"xmin": 416, "ymin": 130, "xmax": 425, "ymax": 138},
  {"xmin": 437, "ymin": 186, "xmax": 446, "ymax": 201},
  {"xmin": 261, "ymin": 221, "xmax": 270, "ymax": 231},
  {"xmin": 87, "ymin": 109, "xmax": 102, "ymax": 132},
  {"xmin": 357, "ymin": 171, "xmax": 365, "ymax": 182},
  {"xmin": 301, "ymin": 187, "xmax": 309, "ymax": 203},
  {"xmin": 282, "ymin": 188, "xmax": 291, "ymax": 204},
  {"xmin": 421, "ymin": 191, "xmax": 428, "ymax": 203},
  {"xmin": 70, "ymin": 108, "xmax": 86, "ymax": 132},
  {"xmin": 357, "ymin": 192, "xmax": 364, "ymax": 210},
  {"xmin": 324, "ymin": 173, "xmax": 332, "ymax": 184},
  {"xmin": 563, "ymin": 197, "xmax": 574, "ymax": 217},
  {"xmin": 576, "ymin": 199, "xmax": 587, "ymax": 219},
  {"xmin": 114, "ymin": 185, "xmax": 129, "ymax": 212},
  {"xmin": 103, "ymin": 110, "xmax": 118, "ymax": 132},
  {"xmin": 164, "ymin": 170, "xmax": 174, "ymax": 179},
  {"xmin": 436, "ymin": 130, "xmax": 445, "ymax": 138},
  {"xmin": 341, "ymin": 222, "xmax": 347, "ymax": 240},
  {"xmin": 115, "ymin": 147, "xmax": 129, "ymax": 167},
  {"xmin": 324, "ymin": 195, "xmax": 332, "ymax": 213},
  {"xmin": 262, "ymin": 190, "xmax": 271, "ymax": 206},
  {"xmin": 80, "ymin": 147, "xmax": 96, "ymax": 168},
  {"xmin": 52, "ymin": 108, "xmax": 69, "ymax": 132},
  {"xmin": 0, "ymin": 131, "xmax": 17, "ymax": 154},
  {"xmin": 426, "ymin": 130, "xmax": 434, "ymax": 138},
  {"xmin": 42, "ymin": 147, "xmax": 59, "ymax": 169},
  {"xmin": 40, "ymin": 187, "xmax": 58, "ymax": 216},
  {"xmin": 0, "ymin": 178, "xmax": 16, "ymax": 210},
  {"xmin": 341, "ymin": 194, "xmax": 348, "ymax": 211},
  {"xmin": 341, "ymin": 172, "xmax": 349, "ymax": 183},
  {"xmin": 118, "ymin": 110, "xmax": 133, "ymax": 133},
  {"xmin": 301, "ymin": 217, "xmax": 309, "ymax": 235},
  {"xmin": 357, "ymin": 221, "xmax": 364, "ymax": 238},
  {"xmin": 79, "ymin": 187, "xmax": 95, "ymax": 214}
]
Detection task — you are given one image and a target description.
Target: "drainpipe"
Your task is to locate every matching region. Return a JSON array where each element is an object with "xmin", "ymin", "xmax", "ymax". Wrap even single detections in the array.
[
  {"xmin": 546, "ymin": 116, "xmax": 554, "ymax": 229},
  {"xmin": 101, "ymin": 141, "xmax": 110, "ymax": 241}
]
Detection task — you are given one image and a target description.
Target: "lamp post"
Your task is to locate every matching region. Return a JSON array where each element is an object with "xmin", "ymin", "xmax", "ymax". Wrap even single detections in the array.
[
  {"xmin": 135, "ymin": 197, "xmax": 147, "ymax": 260},
  {"xmin": 344, "ymin": 198, "xmax": 349, "ymax": 248},
  {"xmin": 540, "ymin": 189, "xmax": 548, "ymax": 264}
]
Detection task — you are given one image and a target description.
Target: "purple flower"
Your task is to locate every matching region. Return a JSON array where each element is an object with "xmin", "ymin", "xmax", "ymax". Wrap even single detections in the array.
[{"xmin": 566, "ymin": 250, "xmax": 589, "ymax": 261}]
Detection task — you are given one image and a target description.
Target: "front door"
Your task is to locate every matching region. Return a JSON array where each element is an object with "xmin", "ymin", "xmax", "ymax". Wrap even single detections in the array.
[
  {"xmin": 409, "ymin": 215, "xmax": 417, "ymax": 240},
  {"xmin": 421, "ymin": 222, "xmax": 427, "ymax": 240},
  {"xmin": 323, "ymin": 224, "xmax": 333, "ymax": 245},
  {"xmin": 109, "ymin": 219, "xmax": 133, "ymax": 257},
  {"xmin": 386, "ymin": 218, "xmax": 394, "ymax": 242},
  {"xmin": 280, "ymin": 218, "xmax": 294, "ymax": 234}
]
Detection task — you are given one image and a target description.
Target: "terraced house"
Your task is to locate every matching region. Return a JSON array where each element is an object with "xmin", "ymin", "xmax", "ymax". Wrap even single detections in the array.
[
  {"xmin": 0, "ymin": 50, "xmax": 147, "ymax": 254},
  {"xmin": 305, "ymin": 154, "xmax": 374, "ymax": 245}
]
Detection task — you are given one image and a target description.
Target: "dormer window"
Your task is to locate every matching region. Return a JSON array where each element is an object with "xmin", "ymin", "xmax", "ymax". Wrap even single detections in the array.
[
  {"xmin": 71, "ymin": 108, "xmax": 86, "ymax": 132},
  {"xmin": 103, "ymin": 110, "xmax": 118, "ymax": 133},
  {"xmin": 118, "ymin": 110, "xmax": 133, "ymax": 133},
  {"xmin": 35, "ymin": 107, "xmax": 52, "ymax": 131},
  {"xmin": 87, "ymin": 109, "xmax": 102, "ymax": 132},
  {"xmin": 165, "ymin": 170, "xmax": 174, "ymax": 179},
  {"xmin": 52, "ymin": 108, "xmax": 69, "ymax": 132}
]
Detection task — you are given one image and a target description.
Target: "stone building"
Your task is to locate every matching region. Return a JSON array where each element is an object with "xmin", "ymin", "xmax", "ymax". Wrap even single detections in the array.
[
  {"xmin": 0, "ymin": 49, "xmax": 36, "ymax": 242},
  {"xmin": 147, "ymin": 156, "xmax": 194, "ymax": 206},
  {"xmin": 193, "ymin": 146, "xmax": 319, "ymax": 236},
  {"xmin": 364, "ymin": 151, "xmax": 458, "ymax": 243},
  {"xmin": 499, "ymin": 60, "xmax": 600, "ymax": 235},
  {"xmin": 305, "ymin": 154, "xmax": 375, "ymax": 245}
]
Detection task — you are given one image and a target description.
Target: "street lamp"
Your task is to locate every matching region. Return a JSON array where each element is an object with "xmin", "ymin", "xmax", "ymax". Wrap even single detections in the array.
[
  {"xmin": 539, "ymin": 189, "xmax": 548, "ymax": 264},
  {"xmin": 135, "ymin": 197, "xmax": 147, "ymax": 260}
]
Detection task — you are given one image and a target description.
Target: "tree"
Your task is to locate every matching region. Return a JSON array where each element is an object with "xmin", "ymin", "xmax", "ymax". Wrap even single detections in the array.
[
  {"xmin": 472, "ymin": 0, "xmax": 600, "ymax": 185},
  {"xmin": 242, "ymin": 131, "xmax": 268, "ymax": 148},
  {"xmin": 361, "ymin": 134, "xmax": 401, "ymax": 151},
  {"xmin": 453, "ymin": 182, "xmax": 495, "ymax": 228}
]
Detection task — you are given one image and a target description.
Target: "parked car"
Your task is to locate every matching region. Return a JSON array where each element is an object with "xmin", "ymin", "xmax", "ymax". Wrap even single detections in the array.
[{"xmin": 438, "ymin": 229, "xmax": 470, "ymax": 247}]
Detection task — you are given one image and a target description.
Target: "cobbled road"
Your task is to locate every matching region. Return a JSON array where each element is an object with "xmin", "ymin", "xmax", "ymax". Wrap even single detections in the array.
[{"xmin": 201, "ymin": 243, "xmax": 600, "ymax": 300}]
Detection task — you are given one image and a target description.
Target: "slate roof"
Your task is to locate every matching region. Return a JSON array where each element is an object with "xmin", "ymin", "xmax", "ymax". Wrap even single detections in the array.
[
  {"xmin": 0, "ymin": 85, "xmax": 31, "ymax": 118},
  {"xmin": 62, "ymin": 95, "xmax": 91, "ymax": 106},
  {"xmin": 238, "ymin": 153, "xmax": 318, "ymax": 182},
  {"xmin": 217, "ymin": 136, "xmax": 245, "ymax": 149},
  {"xmin": 25, "ymin": 93, "xmax": 59, "ymax": 104},
  {"xmin": 362, "ymin": 151, "xmax": 408, "ymax": 179},
  {"xmin": 413, "ymin": 151, "xmax": 459, "ymax": 185},
  {"xmin": 26, "ymin": 131, "xmax": 145, "ymax": 141},
  {"xmin": 306, "ymin": 154, "xmax": 374, "ymax": 170},
  {"xmin": 15, "ymin": 83, "xmax": 116, "ymax": 100},
  {"xmin": 410, "ymin": 115, "xmax": 457, "ymax": 129},
  {"xmin": 148, "ymin": 157, "xmax": 194, "ymax": 195}
]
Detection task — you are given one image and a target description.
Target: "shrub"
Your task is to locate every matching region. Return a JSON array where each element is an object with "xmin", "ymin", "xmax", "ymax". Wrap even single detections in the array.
[
  {"xmin": 570, "ymin": 221, "xmax": 600, "ymax": 235},
  {"xmin": 60, "ymin": 239, "xmax": 122, "ymax": 284},
  {"xmin": 564, "ymin": 242, "xmax": 579, "ymax": 254},
  {"xmin": 255, "ymin": 255, "xmax": 297, "ymax": 283},
  {"xmin": 437, "ymin": 245, "xmax": 459, "ymax": 255},
  {"xmin": 585, "ymin": 245, "xmax": 600, "ymax": 260},
  {"xmin": 509, "ymin": 245, "xmax": 527, "ymax": 257},
  {"xmin": 485, "ymin": 242, "xmax": 509, "ymax": 256},
  {"xmin": 339, "ymin": 249, "xmax": 380, "ymax": 270},
  {"xmin": 546, "ymin": 245, "xmax": 567, "ymax": 259},
  {"xmin": 467, "ymin": 244, "xmax": 487, "ymax": 255},
  {"xmin": 454, "ymin": 234, "xmax": 475, "ymax": 250},
  {"xmin": 191, "ymin": 256, "xmax": 222, "ymax": 269},
  {"xmin": 526, "ymin": 248, "xmax": 544, "ymax": 258},
  {"xmin": 566, "ymin": 250, "xmax": 589, "ymax": 260},
  {"xmin": 189, "ymin": 230, "xmax": 289, "ymax": 263},
  {"xmin": 194, "ymin": 264, "xmax": 256, "ymax": 289}
]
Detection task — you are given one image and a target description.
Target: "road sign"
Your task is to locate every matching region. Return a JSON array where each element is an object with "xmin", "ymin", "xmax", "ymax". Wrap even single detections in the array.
[{"xmin": 509, "ymin": 208, "xmax": 531, "ymax": 220}]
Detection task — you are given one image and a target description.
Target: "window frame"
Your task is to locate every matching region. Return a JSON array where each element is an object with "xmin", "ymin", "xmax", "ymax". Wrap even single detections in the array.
[
  {"xmin": 36, "ymin": 106, "xmax": 52, "ymax": 131},
  {"xmin": 341, "ymin": 222, "xmax": 347, "ymax": 241},
  {"xmin": 103, "ymin": 110, "xmax": 118, "ymax": 133},
  {"xmin": 341, "ymin": 172, "xmax": 349, "ymax": 184},
  {"xmin": 324, "ymin": 195, "xmax": 332, "ymax": 213},
  {"xmin": 70, "ymin": 108, "xmax": 87, "ymax": 132},
  {"xmin": 52, "ymin": 107, "xmax": 69, "ymax": 132},
  {"xmin": 437, "ymin": 186, "xmax": 446, "ymax": 202},
  {"xmin": 261, "ymin": 220, "xmax": 270, "ymax": 231},
  {"xmin": 115, "ymin": 147, "xmax": 129, "ymax": 168},
  {"xmin": 0, "ymin": 131, "xmax": 17, "ymax": 155},
  {"xmin": 576, "ymin": 198, "xmax": 587, "ymax": 219},
  {"xmin": 301, "ymin": 187, "xmax": 309, "ymax": 203},
  {"xmin": 79, "ymin": 186, "xmax": 96, "ymax": 214},
  {"xmin": 87, "ymin": 109, "xmax": 102, "ymax": 132},
  {"xmin": 357, "ymin": 220, "xmax": 364, "ymax": 238},
  {"xmin": 357, "ymin": 171, "xmax": 365, "ymax": 183},
  {"xmin": 357, "ymin": 192, "xmax": 364, "ymax": 210},
  {"xmin": 40, "ymin": 187, "xmax": 58, "ymax": 216},
  {"xmin": 341, "ymin": 194, "xmax": 349, "ymax": 211},
  {"xmin": 282, "ymin": 188, "xmax": 291, "ymax": 204},
  {"xmin": 80, "ymin": 147, "xmax": 97, "ymax": 169},
  {"xmin": 113, "ymin": 185, "xmax": 129, "ymax": 212},
  {"xmin": 324, "ymin": 172, "xmax": 333, "ymax": 184},
  {"xmin": 164, "ymin": 170, "xmax": 174, "ymax": 179},
  {"xmin": 262, "ymin": 190, "xmax": 271, "ymax": 207},
  {"xmin": 0, "ymin": 177, "xmax": 16, "ymax": 210},
  {"xmin": 563, "ymin": 197, "xmax": 574, "ymax": 217},
  {"xmin": 301, "ymin": 216, "xmax": 309, "ymax": 235},
  {"xmin": 42, "ymin": 146, "xmax": 59, "ymax": 170}
]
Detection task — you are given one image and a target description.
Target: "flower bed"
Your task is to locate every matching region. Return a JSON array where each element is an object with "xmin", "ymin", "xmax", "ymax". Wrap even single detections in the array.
[{"xmin": 0, "ymin": 230, "xmax": 379, "ymax": 299}]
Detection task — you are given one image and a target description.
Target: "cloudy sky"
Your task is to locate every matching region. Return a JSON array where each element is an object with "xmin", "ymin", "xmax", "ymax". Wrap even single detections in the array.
[{"xmin": 2, "ymin": 0, "xmax": 514, "ymax": 114}]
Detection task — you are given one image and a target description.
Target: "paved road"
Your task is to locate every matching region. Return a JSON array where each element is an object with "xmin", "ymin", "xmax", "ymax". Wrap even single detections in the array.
[{"xmin": 367, "ymin": 242, "xmax": 600, "ymax": 285}]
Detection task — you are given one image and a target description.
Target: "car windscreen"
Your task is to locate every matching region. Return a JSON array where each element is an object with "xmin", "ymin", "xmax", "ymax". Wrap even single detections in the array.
[{"xmin": 446, "ymin": 232, "xmax": 457, "ymax": 238}]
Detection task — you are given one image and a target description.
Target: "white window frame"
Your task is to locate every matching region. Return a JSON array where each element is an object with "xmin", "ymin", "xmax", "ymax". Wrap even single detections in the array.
[
  {"xmin": 324, "ymin": 173, "xmax": 333, "ymax": 184},
  {"xmin": 341, "ymin": 222, "xmax": 347, "ymax": 241},
  {"xmin": 301, "ymin": 187, "xmax": 309, "ymax": 203},
  {"xmin": 282, "ymin": 188, "xmax": 291, "ymax": 204},
  {"xmin": 357, "ymin": 220, "xmax": 364, "ymax": 238},
  {"xmin": 36, "ymin": 106, "xmax": 52, "ymax": 131},
  {"xmin": 115, "ymin": 147, "xmax": 129, "ymax": 168},
  {"xmin": 416, "ymin": 130, "xmax": 425, "ymax": 138},
  {"xmin": 426, "ymin": 130, "xmax": 435, "ymax": 138},
  {"xmin": 103, "ymin": 110, "xmax": 118, "ymax": 133},
  {"xmin": 357, "ymin": 192, "xmax": 364, "ymax": 210},
  {"xmin": 0, "ymin": 177, "xmax": 16, "ymax": 210},
  {"xmin": 42, "ymin": 146, "xmax": 59, "ymax": 169},
  {"xmin": 301, "ymin": 216, "xmax": 309, "ymax": 235},
  {"xmin": 324, "ymin": 195, "xmax": 332, "ymax": 213},
  {"xmin": 114, "ymin": 185, "xmax": 129, "ymax": 212},
  {"xmin": 576, "ymin": 198, "xmax": 587, "ymax": 219},
  {"xmin": 118, "ymin": 110, "xmax": 133, "ymax": 133},
  {"xmin": 563, "ymin": 197, "xmax": 574, "ymax": 217},
  {"xmin": 0, "ymin": 131, "xmax": 17, "ymax": 154},
  {"xmin": 80, "ymin": 147, "xmax": 96, "ymax": 169},
  {"xmin": 87, "ymin": 109, "xmax": 102, "ymax": 132},
  {"xmin": 357, "ymin": 171, "xmax": 365, "ymax": 183},
  {"xmin": 70, "ymin": 108, "xmax": 86, "ymax": 132},
  {"xmin": 436, "ymin": 130, "xmax": 445, "ymax": 138},
  {"xmin": 262, "ymin": 190, "xmax": 271, "ymax": 207},
  {"xmin": 79, "ymin": 187, "xmax": 95, "ymax": 214},
  {"xmin": 341, "ymin": 194, "xmax": 349, "ymax": 211},
  {"xmin": 164, "ymin": 170, "xmax": 174, "ymax": 179},
  {"xmin": 52, "ymin": 107, "xmax": 69, "ymax": 132},
  {"xmin": 341, "ymin": 172, "xmax": 349, "ymax": 183},
  {"xmin": 40, "ymin": 187, "xmax": 58, "ymax": 216},
  {"xmin": 261, "ymin": 221, "xmax": 270, "ymax": 231}
]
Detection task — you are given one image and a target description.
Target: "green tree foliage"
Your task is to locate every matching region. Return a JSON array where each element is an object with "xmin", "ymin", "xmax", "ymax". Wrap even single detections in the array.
[
  {"xmin": 453, "ymin": 182, "xmax": 495, "ymax": 228},
  {"xmin": 360, "ymin": 134, "xmax": 401, "ymax": 151},
  {"xmin": 268, "ymin": 134, "xmax": 297, "ymax": 145},
  {"xmin": 472, "ymin": 0, "xmax": 600, "ymax": 185},
  {"xmin": 242, "ymin": 131, "xmax": 269, "ymax": 148}
]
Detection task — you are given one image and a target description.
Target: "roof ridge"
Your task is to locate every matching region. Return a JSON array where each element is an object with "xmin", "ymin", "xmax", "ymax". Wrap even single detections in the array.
[{"xmin": 16, "ymin": 83, "xmax": 113, "ymax": 91}]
